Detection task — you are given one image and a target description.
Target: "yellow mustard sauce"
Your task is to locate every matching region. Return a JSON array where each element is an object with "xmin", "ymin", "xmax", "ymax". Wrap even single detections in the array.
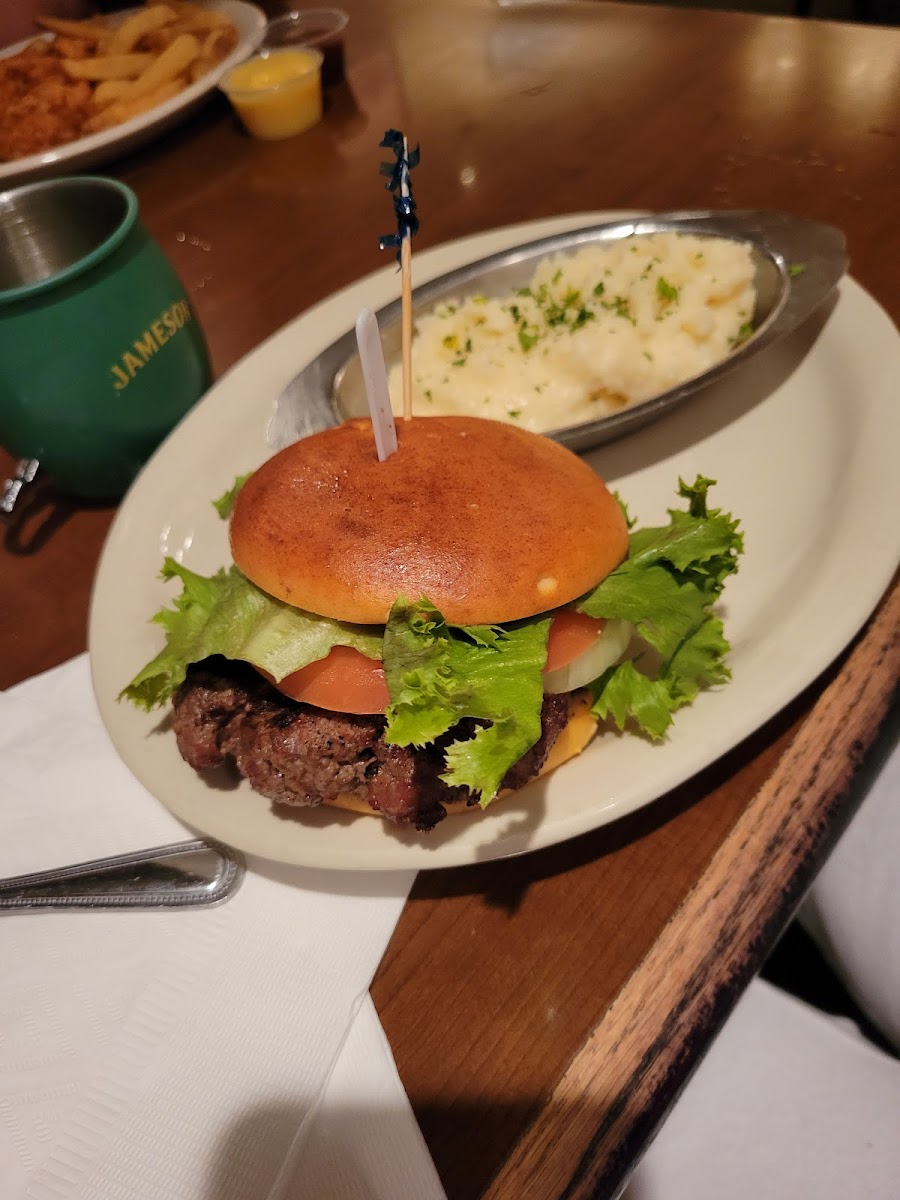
[{"xmin": 220, "ymin": 49, "xmax": 323, "ymax": 140}]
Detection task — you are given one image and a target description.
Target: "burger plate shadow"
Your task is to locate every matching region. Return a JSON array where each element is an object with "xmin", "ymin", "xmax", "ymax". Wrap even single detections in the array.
[
  {"xmin": 267, "ymin": 781, "xmax": 550, "ymax": 855},
  {"xmin": 246, "ymin": 854, "xmax": 418, "ymax": 901},
  {"xmin": 583, "ymin": 298, "xmax": 834, "ymax": 482},
  {"xmin": 240, "ymin": 673, "xmax": 813, "ymax": 903}
]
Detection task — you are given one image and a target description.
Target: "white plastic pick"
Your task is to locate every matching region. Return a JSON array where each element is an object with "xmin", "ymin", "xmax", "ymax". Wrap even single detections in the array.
[{"xmin": 355, "ymin": 307, "xmax": 398, "ymax": 461}]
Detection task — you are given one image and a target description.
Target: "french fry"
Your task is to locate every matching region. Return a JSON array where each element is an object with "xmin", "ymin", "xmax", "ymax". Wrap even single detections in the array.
[
  {"xmin": 85, "ymin": 78, "xmax": 185, "ymax": 132},
  {"xmin": 188, "ymin": 24, "xmax": 237, "ymax": 79},
  {"xmin": 172, "ymin": 17, "xmax": 229, "ymax": 36},
  {"xmin": 205, "ymin": 25, "xmax": 238, "ymax": 58},
  {"xmin": 35, "ymin": 15, "xmax": 109, "ymax": 44},
  {"xmin": 62, "ymin": 53, "xmax": 153, "ymax": 82},
  {"xmin": 92, "ymin": 79, "xmax": 133, "ymax": 107},
  {"xmin": 54, "ymin": 35, "xmax": 95, "ymax": 60},
  {"xmin": 140, "ymin": 27, "xmax": 178, "ymax": 54},
  {"xmin": 170, "ymin": 0, "xmax": 230, "ymax": 22},
  {"xmin": 169, "ymin": 7, "xmax": 231, "ymax": 36},
  {"xmin": 108, "ymin": 5, "xmax": 176, "ymax": 56},
  {"xmin": 123, "ymin": 33, "xmax": 198, "ymax": 100}
]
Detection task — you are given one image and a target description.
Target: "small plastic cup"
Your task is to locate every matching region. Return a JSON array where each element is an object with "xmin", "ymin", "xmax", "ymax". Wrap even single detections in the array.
[
  {"xmin": 219, "ymin": 48, "xmax": 324, "ymax": 141},
  {"xmin": 264, "ymin": 8, "xmax": 349, "ymax": 88}
]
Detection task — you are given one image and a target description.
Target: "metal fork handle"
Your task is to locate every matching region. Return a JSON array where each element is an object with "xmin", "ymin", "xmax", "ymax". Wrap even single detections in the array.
[
  {"xmin": 0, "ymin": 839, "xmax": 245, "ymax": 912},
  {"xmin": 1, "ymin": 457, "xmax": 40, "ymax": 516}
]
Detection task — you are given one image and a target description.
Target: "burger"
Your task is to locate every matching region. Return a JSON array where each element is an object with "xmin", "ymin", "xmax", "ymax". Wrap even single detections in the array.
[{"xmin": 122, "ymin": 415, "xmax": 742, "ymax": 831}]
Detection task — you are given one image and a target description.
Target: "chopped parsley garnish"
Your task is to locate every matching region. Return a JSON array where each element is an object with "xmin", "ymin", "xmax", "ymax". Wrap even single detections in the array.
[
  {"xmin": 788, "ymin": 262, "xmax": 807, "ymax": 277},
  {"xmin": 729, "ymin": 320, "xmax": 755, "ymax": 347},
  {"xmin": 602, "ymin": 295, "xmax": 636, "ymax": 325},
  {"xmin": 507, "ymin": 408, "xmax": 521, "ymax": 418},
  {"xmin": 656, "ymin": 277, "xmax": 680, "ymax": 304},
  {"xmin": 593, "ymin": 281, "xmax": 605, "ymax": 297}
]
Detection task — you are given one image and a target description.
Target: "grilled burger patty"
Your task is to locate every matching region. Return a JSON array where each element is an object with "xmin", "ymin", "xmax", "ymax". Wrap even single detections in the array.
[{"xmin": 173, "ymin": 657, "xmax": 570, "ymax": 831}]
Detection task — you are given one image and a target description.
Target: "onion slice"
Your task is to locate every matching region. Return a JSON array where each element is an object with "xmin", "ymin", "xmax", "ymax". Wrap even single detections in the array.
[{"xmin": 543, "ymin": 619, "xmax": 633, "ymax": 694}]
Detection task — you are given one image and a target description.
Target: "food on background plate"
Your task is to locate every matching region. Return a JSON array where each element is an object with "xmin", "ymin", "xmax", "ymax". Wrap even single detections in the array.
[
  {"xmin": 121, "ymin": 415, "xmax": 743, "ymax": 832},
  {"xmin": 388, "ymin": 233, "xmax": 757, "ymax": 433},
  {"xmin": 0, "ymin": 2, "xmax": 238, "ymax": 162}
]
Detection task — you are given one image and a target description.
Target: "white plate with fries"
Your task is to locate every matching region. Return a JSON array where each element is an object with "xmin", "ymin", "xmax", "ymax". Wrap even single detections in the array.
[{"xmin": 0, "ymin": 1, "xmax": 265, "ymax": 186}]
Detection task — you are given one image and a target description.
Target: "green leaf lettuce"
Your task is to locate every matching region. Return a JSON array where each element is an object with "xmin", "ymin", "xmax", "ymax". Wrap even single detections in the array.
[
  {"xmin": 211, "ymin": 473, "xmax": 251, "ymax": 519},
  {"xmin": 578, "ymin": 476, "xmax": 743, "ymax": 739},
  {"xmin": 121, "ymin": 559, "xmax": 382, "ymax": 711},
  {"xmin": 383, "ymin": 599, "xmax": 550, "ymax": 805}
]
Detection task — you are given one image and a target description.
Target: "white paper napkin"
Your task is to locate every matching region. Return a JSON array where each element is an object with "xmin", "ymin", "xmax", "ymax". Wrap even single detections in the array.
[
  {"xmin": 800, "ymin": 701, "xmax": 900, "ymax": 1052},
  {"xmin": 623, "ymin": 977, "xmax": 900, "ymax": 1200},
  {"xmin": 284, "ymin": 994, "xmax": 447, "ymax": 1200},
  {"xmin": 0, "ymin": 656, "xmax": 444, "ymax": 1200}
]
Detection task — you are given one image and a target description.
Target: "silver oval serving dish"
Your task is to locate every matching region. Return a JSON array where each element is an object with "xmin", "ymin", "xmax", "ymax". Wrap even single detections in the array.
[{"xmin": 269, "ymin": 210, "xmax": 847, "ymax": 453}]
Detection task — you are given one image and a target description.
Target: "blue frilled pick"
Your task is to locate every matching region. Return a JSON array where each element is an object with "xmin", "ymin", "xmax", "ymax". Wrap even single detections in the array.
[{"xmin": 378, "ymin": 129, "xmax": 420, "ymax": 261}]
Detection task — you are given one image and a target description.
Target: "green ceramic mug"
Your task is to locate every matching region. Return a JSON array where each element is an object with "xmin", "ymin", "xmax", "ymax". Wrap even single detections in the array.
[{"xmin": 0, "ymin": 176, "xmax": 211, "ymax": 500}]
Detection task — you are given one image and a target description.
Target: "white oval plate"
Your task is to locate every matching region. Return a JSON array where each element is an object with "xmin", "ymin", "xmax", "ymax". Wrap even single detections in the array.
[
  {"xmin": 0, "ymin": 1, "xmax": 265, "ymax": 187},
  {"xmin": 90, "ymin": 212, "xmax": 900, "ymax": 872}
]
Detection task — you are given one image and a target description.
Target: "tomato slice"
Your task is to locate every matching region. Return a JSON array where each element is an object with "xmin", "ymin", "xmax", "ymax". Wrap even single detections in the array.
[
  {"xmin": 267, "ymin": 646, "xmax": 390, "ymax": 715},
  {"xmin": 544, "ymin": 610, "xmax": 606, "ymax": 673},
  {"xmin": 263, "ymin": 611, "xmax": 606, "ymax": 714}
]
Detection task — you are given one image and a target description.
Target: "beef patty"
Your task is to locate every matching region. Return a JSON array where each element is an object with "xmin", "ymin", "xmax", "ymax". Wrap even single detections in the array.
[{"xmin": 173, "ymin": 657, "xmax": 570, "ymax": 831}]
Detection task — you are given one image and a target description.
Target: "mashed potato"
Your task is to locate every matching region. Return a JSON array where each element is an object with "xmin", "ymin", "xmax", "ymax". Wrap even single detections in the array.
[{"xmin": 388, "ymin": 233, "xmax": 756, "ymax": 431}]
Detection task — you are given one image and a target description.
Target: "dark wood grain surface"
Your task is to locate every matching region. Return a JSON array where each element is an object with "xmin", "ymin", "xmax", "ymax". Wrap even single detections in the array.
[{"xmin": 2, "ymin": 3, "xmax": 899, "ymax": 1197}]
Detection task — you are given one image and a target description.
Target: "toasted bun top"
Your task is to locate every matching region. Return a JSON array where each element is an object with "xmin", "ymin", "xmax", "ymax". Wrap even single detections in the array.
[{"xmin": 230, "ymin": 416, "xmax": 628, "ymax": 625}]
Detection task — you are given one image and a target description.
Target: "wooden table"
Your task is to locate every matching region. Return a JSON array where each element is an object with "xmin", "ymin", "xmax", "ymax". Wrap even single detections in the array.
[{"xmin": 2, "ymin": 2, "xmax": 899, "ymax": 1196}]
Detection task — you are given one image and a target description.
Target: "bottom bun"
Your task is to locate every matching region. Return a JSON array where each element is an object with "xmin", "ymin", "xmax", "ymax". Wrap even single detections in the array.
[{"xmin": 327, "ymin": 691, "xmax": 596, "ymax": 819}]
